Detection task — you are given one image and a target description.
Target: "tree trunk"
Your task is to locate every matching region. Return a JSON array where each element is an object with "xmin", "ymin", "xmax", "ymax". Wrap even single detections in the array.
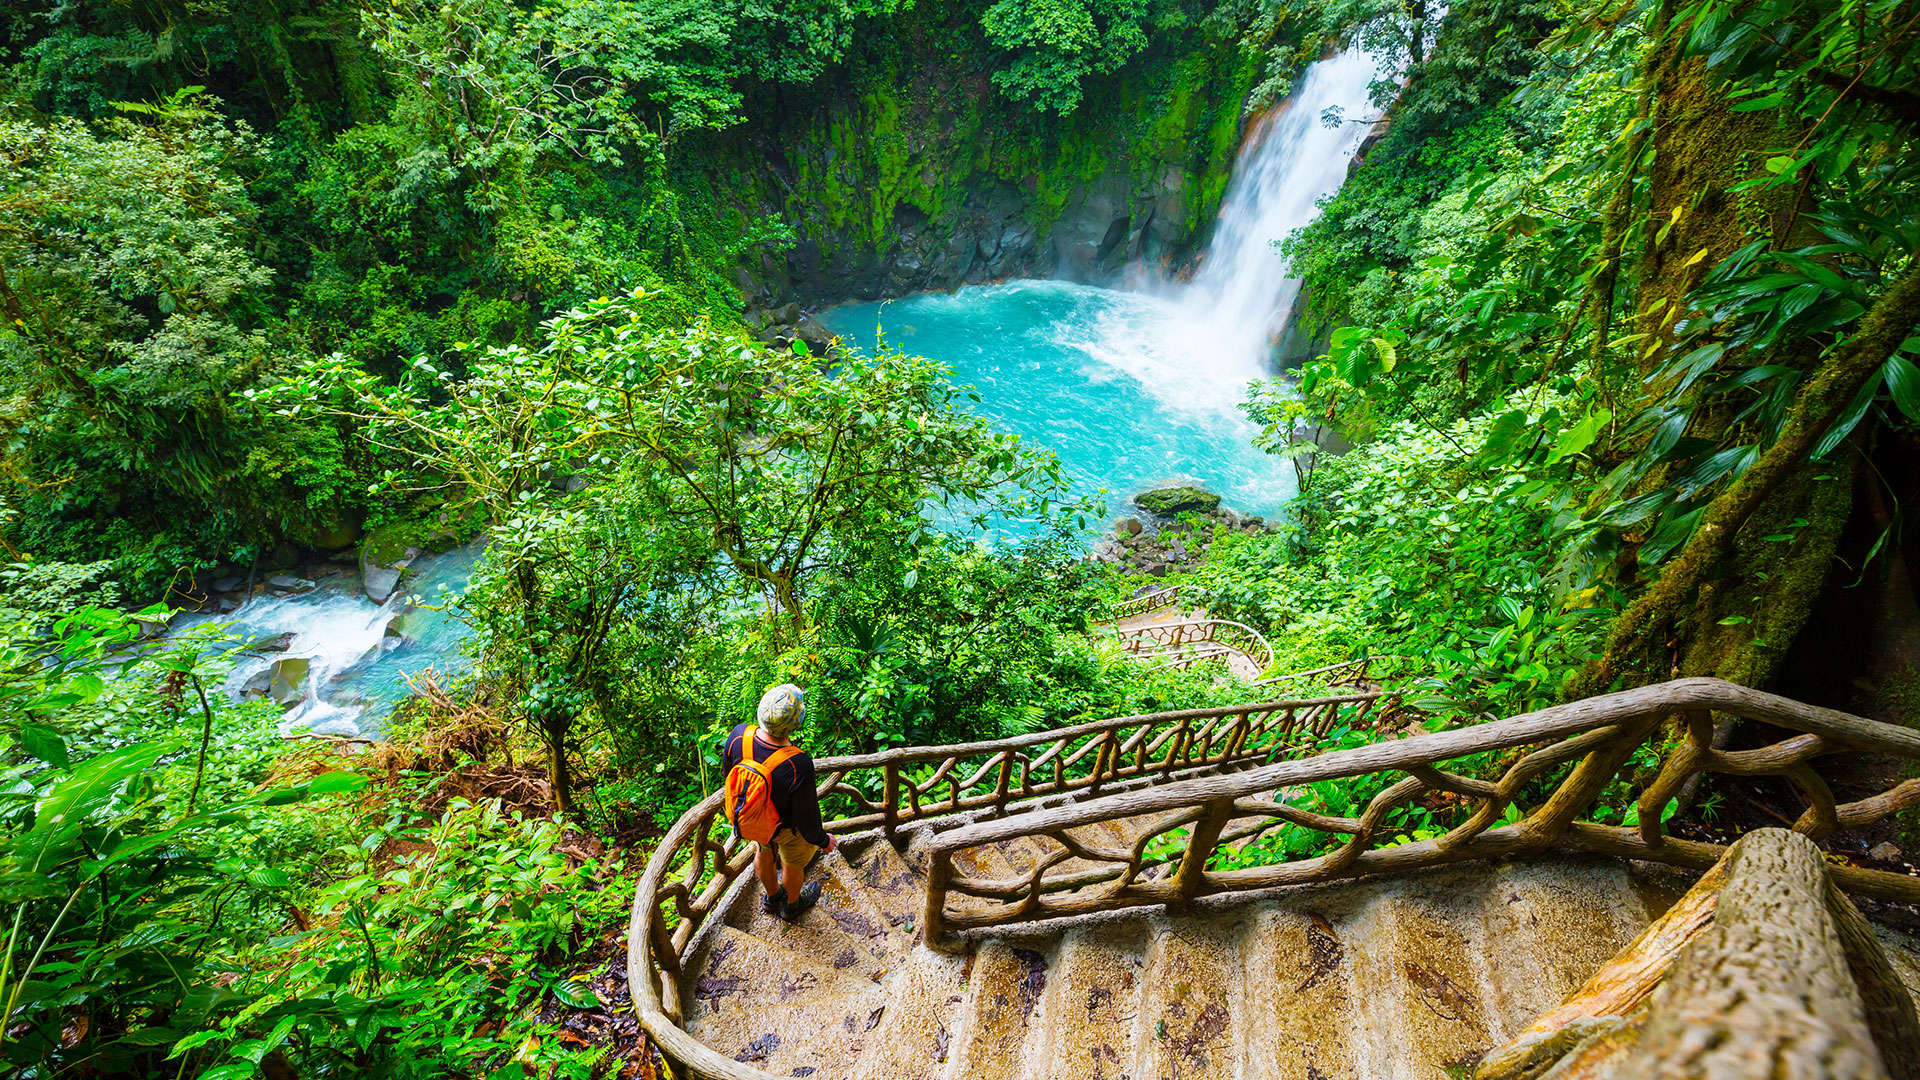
[{"xmin": 514, "ymin": 559, "xmax": 576, "ymax": 817}]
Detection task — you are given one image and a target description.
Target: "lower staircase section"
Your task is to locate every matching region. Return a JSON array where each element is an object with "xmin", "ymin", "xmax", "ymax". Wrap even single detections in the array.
[{"xmin": 677, "ymin": 831, "xmax": 1689, "ymax": 1080}]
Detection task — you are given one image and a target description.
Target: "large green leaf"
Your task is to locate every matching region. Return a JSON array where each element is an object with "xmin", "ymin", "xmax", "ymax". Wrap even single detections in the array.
[
  {"xmin": 1883, "ymin": 353, "xmax": 1920, "ymax": 422},
  {"xmin": 14, "ymin": 743, "xmax": 168, "ymax": 874},
  {"xmin": 1546, "ymin": 409, "xmax": 1612, "ymax": 464}
]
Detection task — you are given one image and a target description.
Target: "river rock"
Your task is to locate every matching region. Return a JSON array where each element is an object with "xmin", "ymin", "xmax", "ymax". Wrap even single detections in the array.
[
  {"xmin": 211, "ymin": 574, "xmax": 244, "ymax": 593},
  {"xmin": 1115, "ymin": 517, "xmax": 1144, "ymax": 537},
  {"xmin": 268, "ymin": 573, "xmax": 316, "ymax": 594},
  {"xmin": 364, "ymin": 564, "xmax": 402, "ymax": 604},
  {"xmin": 1133, "ymin": 485, "xmax": 1222, "ymax": 517},
  {"xmin": 241, "ymin": 631, "xmax": 296, "ymax": 655},
  {"xmin": 1869, "ymin": 841, "xmax": 1903, "ymax": 863},
  {"xmin": 267, "ymin": 656, "xmax": 311, "ymax": 705}
]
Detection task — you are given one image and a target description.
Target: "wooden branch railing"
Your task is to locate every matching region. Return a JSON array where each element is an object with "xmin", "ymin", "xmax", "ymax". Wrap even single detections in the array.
[
  {"xmin": 625, "ymin": 690, "xmax": 1385, "ymax": 1040},
  {"xmin": 1111, "ymin": 584, "xmax": 1182, "ymax": 619},
  {"xmin": 1114, "ymin": 617, "xmax": 1275, "ymax": 674},
  {"xmin": 918, "ymin": 678, "xmax": 1920, "ymax": 949},
  {"xmin": 1255, "ymin": 656, "xmax": 1374, "ymax": 691}
]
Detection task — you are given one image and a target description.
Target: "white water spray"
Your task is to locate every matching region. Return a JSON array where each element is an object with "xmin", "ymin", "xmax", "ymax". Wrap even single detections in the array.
[{"xmin": 1076, "ymin": 47, "xmax": 1384, "ymax": 417}]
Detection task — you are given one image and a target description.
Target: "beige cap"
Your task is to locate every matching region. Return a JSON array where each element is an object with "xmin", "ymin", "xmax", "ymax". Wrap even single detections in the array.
[{"xmin": 756, "ymin": 683, "xmax": 806, "ymax": 737}]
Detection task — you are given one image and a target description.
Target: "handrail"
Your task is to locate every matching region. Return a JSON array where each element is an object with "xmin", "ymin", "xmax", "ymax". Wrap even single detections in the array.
[
  {"xmin": 1113, "ymin": 617, "xmax": 1275, "ymax": 674},
  {"xmin": 625, "ymin": 689, "xmax": 1389, "ymax": 1072},
  {"xmin": 917, "ymin": 677, "xmax": 1920, "ymax": 947},
  {"xmin": 1111, "ymin": 585, "xmax": 1182, "ymax": 619},
  {"xmin": 1255, "ymin": 656, "xmax": 1374, "ymax": 689}
]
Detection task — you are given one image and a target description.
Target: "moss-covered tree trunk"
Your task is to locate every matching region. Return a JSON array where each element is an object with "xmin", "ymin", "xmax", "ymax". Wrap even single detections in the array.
[
  {"xmin": 1571, "ymin": 263, "xmax": 1920, "ymax": 698},
  {"xmin": 1569, "ymin": 0, "xmax": 1895, "ymax": 696}
]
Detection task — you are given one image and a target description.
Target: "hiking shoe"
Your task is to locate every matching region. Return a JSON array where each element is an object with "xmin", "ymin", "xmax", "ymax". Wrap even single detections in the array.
[
  {"xmin": 779, "ymin": 879, "xmax": 822, "ymax": 921},
  {"xmin": 760, "ymin": 892, "xmax": 785, "ymax": 917}
]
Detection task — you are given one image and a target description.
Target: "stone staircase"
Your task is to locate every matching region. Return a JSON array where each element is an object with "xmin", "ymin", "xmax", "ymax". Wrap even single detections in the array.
[
  {"xmin": 679, "ymin": 826, "xmax": 1699, "ymax": 1080},
  {"xmin": 640, "ymin": 680, "xmax": 1920, "ymax": 1080}
]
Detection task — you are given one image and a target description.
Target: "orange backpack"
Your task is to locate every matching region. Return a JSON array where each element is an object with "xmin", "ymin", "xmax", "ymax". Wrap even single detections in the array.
[{"xmin": 723, "ymin": 726, "xmax": 802, "ymax": 843}]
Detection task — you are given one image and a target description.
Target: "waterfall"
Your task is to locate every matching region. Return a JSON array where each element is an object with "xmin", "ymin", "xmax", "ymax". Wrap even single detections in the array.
[
  {"xmin": 1175, "ymin": 47, "xmax": 1384, "ymax": 369},
  {"xmin": 822, "ymin": 47, "xmax": 1385, "ymax": 521},
  {"xmin": 1078, "ymin": 47, "xmax": 1383, "ymax": 419}
]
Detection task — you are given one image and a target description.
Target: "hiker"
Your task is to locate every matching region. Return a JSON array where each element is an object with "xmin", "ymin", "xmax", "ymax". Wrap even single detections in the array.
[{"xmin": 721, "ymin": 683, "xmax": 836, "ymax": 920}]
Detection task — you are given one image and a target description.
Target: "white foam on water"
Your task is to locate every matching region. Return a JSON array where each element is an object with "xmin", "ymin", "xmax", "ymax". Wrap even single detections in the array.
[{"xmin": 1080, "ymin": 46, "xmax": 1385, "ymax": 417}]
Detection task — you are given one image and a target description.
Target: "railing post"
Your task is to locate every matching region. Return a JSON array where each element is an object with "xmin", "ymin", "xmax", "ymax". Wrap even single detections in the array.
[
  {"xmin": 923, "ymin": 850, "xmax": 963, "ymax": 954},
  {"xmin": 1089, "ymin": 733, "xmax": 1114, "ymax": 793},
  {"xmin": 882, "ymin": 761, "xmax": 900, "ymax": 837},
  {"xmin": 1522, "ymin": 711, "xmax": 1666, "ymax": 847},
  {"xmin": 1161, "ymin": 718, "xmax": 1192, "ymax": 777},
  {"xmin": 993, "ymin": 750, "xmax": 1014, "ymax": 815},
  {"xmin": 1170, "ymin": 798, "xmax": 1234, "ymax": 908}
]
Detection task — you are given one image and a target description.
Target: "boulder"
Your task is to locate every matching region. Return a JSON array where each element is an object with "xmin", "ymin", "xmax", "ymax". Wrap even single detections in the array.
[
  {"xmin": 1132, "ymin": 485, "xmax": 1222, "ymax": 517},
  {"xmin": 1868, "ymin": 841, "xmax": 1902, "ymax": 863},
  {"xmin": 267, "ymin": 656, "xmax": 311, "ymax": 705},
  {"xmin": 311, "ymin": 512, "xmax": 362, "ymax": 550},
  {"xmin": 238, "ymin": 667, "xmax": 274, "ymax": 699},
  {"xmin": 1115, "ymin": 517, "xmax": 1144, "ymax": 537},
  {"xmin": 794, "ymin": 318, "xmax": 836, "ymax": 356},
  {"xmin": 211, "ymin": 574, "xmax": 244, "ymax": 593},
  {"xmin": 268, "ymin": 573, "xmax": 316, "ymax": 594},
  {"xmin": 364, "ymin": 564, "xmax": 403, "ymax": 605}
]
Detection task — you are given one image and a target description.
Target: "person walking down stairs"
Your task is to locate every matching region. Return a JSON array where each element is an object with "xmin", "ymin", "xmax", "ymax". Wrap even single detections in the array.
[{"xmin": 722, "ymin": 683, "xmax": 837, "ymax": 921}]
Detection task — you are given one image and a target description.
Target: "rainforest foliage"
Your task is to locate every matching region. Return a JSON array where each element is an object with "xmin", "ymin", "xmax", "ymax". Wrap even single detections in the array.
[
  {"xmin": 3, "ymin": 0, "xmax": 1919, "ymax": 1076},
  {"xmin": 1231, "ymin": 0, "xmax": 1920, "ymax": 716}
]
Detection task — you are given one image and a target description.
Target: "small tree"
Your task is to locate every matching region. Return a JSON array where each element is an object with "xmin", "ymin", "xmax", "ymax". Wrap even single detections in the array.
[{"xmin": 258, "ymin": 291, "xmax": 1075, "ymax": 810}]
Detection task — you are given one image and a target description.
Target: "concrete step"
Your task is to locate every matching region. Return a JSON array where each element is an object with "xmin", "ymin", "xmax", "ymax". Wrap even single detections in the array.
[
  {"xmin": 1243, "ymin": 902, "xmax": 1364, "ymax": 1080},
  {"xmin": 681, "ymin": 857, "xmax": 1688, "ymax": 1080},
  {"xmin": 1347, "ymin": 878, "xmax": 1499, "ymax": 1080},
  {"xmin": 729, "ymin": 849, "xmax": 908, "ymax": 981},
  {"xmin": 1021, "ymin": 921, "xmax": 1150, "ymax": 1080},
  {"xmin": 846, "ymin": 837, "xmax": 927, "ymax": 939},
  {"xmin": 1130, "ymin": 914, "xmax": 1248, "ymax": 1080},
  {"xmin": 850, "ymin": 946, "xmax": 970, "ymax": 1080},
  {"xmin": 1472, "ymin": 859, "xmax": 1649, "ymax": 1039},
  {"xmin": 946, "ymin": 940, "xmax": 1052, "ymax": 1080},
  {"xmin": 684, "ymin": 925, "xmax": 884, "ymax": 1079}
]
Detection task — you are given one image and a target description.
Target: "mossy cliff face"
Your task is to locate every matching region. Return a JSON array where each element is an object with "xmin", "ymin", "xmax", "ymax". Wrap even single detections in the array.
[{"xmin": 698, "ymin": 38, "xmax": 1260, "ymax": 305}]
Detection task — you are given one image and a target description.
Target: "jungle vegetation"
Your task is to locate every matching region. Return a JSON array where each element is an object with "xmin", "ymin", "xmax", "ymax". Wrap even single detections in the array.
[{"xmin": 3, "ymin": 0, "xmax": 1917, "ymax": 1075}]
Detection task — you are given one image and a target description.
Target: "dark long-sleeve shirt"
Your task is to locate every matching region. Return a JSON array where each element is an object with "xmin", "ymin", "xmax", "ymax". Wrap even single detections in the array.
[{"xmin": 721, "ymin": 723, "xmax": 829, "ymax": 847}]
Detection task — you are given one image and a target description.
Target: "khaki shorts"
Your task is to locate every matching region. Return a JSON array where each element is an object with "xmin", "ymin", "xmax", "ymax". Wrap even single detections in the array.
[{"xmin": 761, "ymin": 826, "xmax": 818, "ymax": 873}]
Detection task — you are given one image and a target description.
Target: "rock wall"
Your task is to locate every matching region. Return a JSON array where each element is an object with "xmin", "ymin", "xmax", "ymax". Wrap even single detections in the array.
[{"xmin": 700, "ymin": 39, "xmax": 1263, "ymax": 310}]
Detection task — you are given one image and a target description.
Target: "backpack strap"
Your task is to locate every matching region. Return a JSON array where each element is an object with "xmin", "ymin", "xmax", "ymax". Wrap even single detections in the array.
[{"xmin": 739, "ymin": 725, "xmax": 802, "ymax": 779}]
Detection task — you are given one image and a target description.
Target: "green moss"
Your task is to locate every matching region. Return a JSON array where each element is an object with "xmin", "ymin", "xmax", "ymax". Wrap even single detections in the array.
[
  {"xmin": 361, "ymin": 494, "xmax": 485, "ymax": 566},
  {"xmin": 717, "ymin": 26, "xmax": 1266, "ymax": 278}
]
